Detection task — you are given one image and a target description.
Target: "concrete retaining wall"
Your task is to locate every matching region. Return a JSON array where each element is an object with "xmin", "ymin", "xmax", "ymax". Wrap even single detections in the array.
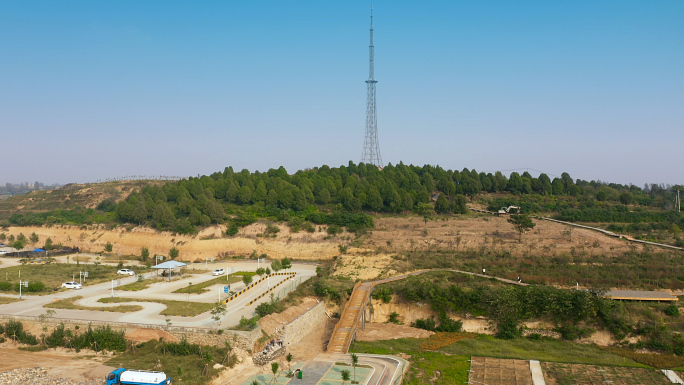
[{"xmin": 283, "ymin": 301, "xmax": 326, "ymax": 347}]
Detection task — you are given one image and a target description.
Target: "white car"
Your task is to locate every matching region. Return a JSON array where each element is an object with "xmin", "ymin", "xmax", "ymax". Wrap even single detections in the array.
[
  {"xmin": 212, "ymin": 268, "xmax": 225, "ymax": 276},
  {"xmin": 62, "ymin": 281, "xmax": 82, "ymax": 290},
  {"xmin": 117, "ymin": 269, "xmax": 135, "ymax": 276},
  {"xmin": 0, "ymin": 251, "xmax": 7, "ymax": 255}
]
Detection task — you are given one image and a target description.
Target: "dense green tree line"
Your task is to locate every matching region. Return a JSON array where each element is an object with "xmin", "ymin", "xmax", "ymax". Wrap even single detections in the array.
[
  {"xmin": 557, "ymin": 206, "xmax": 683, "ymax": 225},
  {"xmin": 6, "ymin": 162, "xmax": 681, "ymax": 233}
]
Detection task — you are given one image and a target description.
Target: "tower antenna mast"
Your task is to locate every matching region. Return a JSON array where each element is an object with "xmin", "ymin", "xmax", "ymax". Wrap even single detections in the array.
[{"xmin": 361, "ymin": 5, "xmax": 383, "ymax": 168}]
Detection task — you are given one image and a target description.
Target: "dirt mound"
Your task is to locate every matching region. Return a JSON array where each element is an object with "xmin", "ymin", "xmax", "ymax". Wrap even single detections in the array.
[
  {"xmin": 356, "ymin": 323, "xmax": 434, "ymax": 341},
  {"xmin": 126, "ymin": 328, "xmax": 179, "ymax": 343}
]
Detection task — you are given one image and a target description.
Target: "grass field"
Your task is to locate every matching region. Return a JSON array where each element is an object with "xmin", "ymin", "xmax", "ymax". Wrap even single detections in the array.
[
  {"xmin": 439, "ymin": 336, "xmax": 647, "ymax": 367},
  {"xmin": 350, "ymin": 333, "xmax": 649, "ymax": 384},
  {"xmin": 117, "ymin": 277, "xmax": 163, "ymax": 291},
  {"xmin": 107, "ymin": 339, "xmax": 234, "ymax": 385},
  {"xmin": 99, "ymin": 297, "xmax": 215, "ymax": 316},
  {"xmin": 45, "ymin": 296, "xmax": 143, "ymax": 313},
  {"xmin": 542, "ymin": 362, "xmax": 672, "ymax": 385},
  {"xmin": 173, "ymin": 275, "xmax": 243, "ymax": 294},
  {"xmin": 0, "ymin": 296, "xmax": 23, "ymax": 304},
  {"xmin": 0, "ymin": 263, "xmax": 150, "ymax": 294}
]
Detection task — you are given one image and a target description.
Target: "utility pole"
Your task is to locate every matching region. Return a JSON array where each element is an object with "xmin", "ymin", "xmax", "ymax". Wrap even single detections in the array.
[{"xmin": 361, "ymin": 5, "xmax": 383, "ymax": 168}]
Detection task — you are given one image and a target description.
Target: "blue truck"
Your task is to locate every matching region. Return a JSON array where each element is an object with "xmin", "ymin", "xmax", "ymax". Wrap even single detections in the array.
[{"xmin": 106, "ymin": 368, "xmax": 172, "ymax": 385}]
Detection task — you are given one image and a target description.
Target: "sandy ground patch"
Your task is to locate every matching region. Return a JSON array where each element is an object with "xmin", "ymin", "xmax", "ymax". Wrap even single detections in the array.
[
  {"xmin": 125, "ymin": 328, "xmax": 179, "ymax": 343},
  {"xmin": 332, "ymin": 254, "xmax": 394, "ymax": 280},
  {"xmin": 356, "ymin": 323, "xmax": 434, "ymax": 341},
  {"xmin": 0, "ymin": 343, "xmax": 115, "ymax": 381}
]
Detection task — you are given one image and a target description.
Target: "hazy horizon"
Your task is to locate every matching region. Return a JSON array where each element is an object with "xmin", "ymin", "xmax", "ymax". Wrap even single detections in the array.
[{"xmin": 2, "ymin": 1, "xmax": 682, "ymax": 187}]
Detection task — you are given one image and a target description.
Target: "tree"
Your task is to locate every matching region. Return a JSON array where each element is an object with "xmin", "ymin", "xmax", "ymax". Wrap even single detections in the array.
[
  {"xmin": 414, "ymin": 202, "xmax": 434, "ymax": 233},
  {"xmin": 243, "ymin": 274, "xmax": 253, "ymax": 286},
  {"xmin": 281, "ymin": 258, "xmax": 292, "ymax": 271},
  {"xmin": 256, "ymin": 267, "xmax": 266, "ymax": 276},
  {"xmin": 451, "ymin": 194, "xmax": 468, "ymax": 214},
  {"xmin": 141, "ymin": 247, "xmax": 150, "ymax": 262},
  {"xmin": 265, "ymin": 267, "xmax": 271, "ymax": 275},
  {"xmin": 239, "ymin": 186, "xmax": 253, "ymax": 204},
  {"xmin": 132, "ymin": 199, "xmax": 148, "ymax": 224},
  {"xmin": 350, "ymin": 353, "xmax": 359, "ymax": 384},
  {"xmin": 271, "ymin": 362, "xmax": 280, "ymax": 385},
  {"xmin": 271, "ymin": 259, "xmax": 282, "ymax": 272},
  {"xmin": 43, "ymin": 238, "xmax": 53, "ymax": 251},
  {"xmin": 286, "ymin": 353, "xmax": 293, "ymax": 370},
  {"xmin": 205, "ymin": 200, "xmax": 226, "ymax": 223},
  {"xmin": 169, "ymin": 247, "xmax": 179, "ymax": 259},
  {"xmin": 104, "ymin": 242, "xmax": 113, "ymax": 252},
  {"xmin": 210, "ymin": 302, "xmax": 227, "ymax": 330},
  {"xmin": 434, "ymin": 194, "xmax": 450, "ymax": 213},
  {"xmin": 29, "ymin": 232, "xmax": 39, "ymax": 245},
  {"xmin": 341, "ymin": 369, "xmax": 351, "ymax": 385},
  {"xmin": 619, "ymin": 192, "xmax": 634, "ymax": 205},
  {"xmin": 508, "ymin": 214, "xmax": 536, "ymax": 242}
]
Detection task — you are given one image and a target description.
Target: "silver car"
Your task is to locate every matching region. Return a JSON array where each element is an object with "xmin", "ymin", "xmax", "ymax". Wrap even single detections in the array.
[{"xmin": 62, "ymin": 281, "xmax": 82, "ymax": 289}]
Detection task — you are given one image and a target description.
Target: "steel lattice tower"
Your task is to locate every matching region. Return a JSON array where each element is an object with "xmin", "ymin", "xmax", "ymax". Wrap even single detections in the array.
[{"xmin": 361, "ymin": 6, "xmax": 383, "ymax": 168}]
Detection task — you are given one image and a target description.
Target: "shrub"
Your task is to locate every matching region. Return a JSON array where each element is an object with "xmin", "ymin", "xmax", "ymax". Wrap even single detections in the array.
[
  {"xmin": 165, "ymin": 338, "xmax": 199, "ymax": 356},
  {"xmin": 554, "ymin": 324, "xmax": 595, "ymax": 340},
  {"xmin": 255, "ymin": 302, "xmax": 276, "ymax": 317},
  {"xmin": 371, "ymin": 287, "xmax": 392, "ymax": 303},
  {"xmin": 412, "ymin": 317, "xmax": 437, "ymax": 331},
  {"xmin": 4, "ymin": 320, "xmax": 38, "ymax": 345},
  {"xmin": 664, "ymin": 305, "xmax": 680, "ymax": 317},
  {"xmin": 45, "ymin": 323, "xmax": 72, "ymax": 347},
  {"xmin": 388, "ymin": 312, "xmax": 400, "ymax": 324},
  {"xmin": 496, "ymin": 319, "xmax": 522, "ymax": 340},
  {"xmin": 71, "ymin": 325, "xmax": 126, "ymax": 352}
]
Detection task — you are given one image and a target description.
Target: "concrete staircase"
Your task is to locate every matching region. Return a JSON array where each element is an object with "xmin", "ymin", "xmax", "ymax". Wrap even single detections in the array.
[{"xmin": 326, "ymin": 282, "xmax": 373, "ymax": 354}]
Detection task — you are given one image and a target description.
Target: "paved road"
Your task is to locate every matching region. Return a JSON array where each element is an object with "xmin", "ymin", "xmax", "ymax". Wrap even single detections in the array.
[
  {"xmin": 322, "ymin": 353, "xmax": 407, "ymax": 385},
  {"xmin": 0, "ymin": 261, "xmax": 316, "ymax": 328}
]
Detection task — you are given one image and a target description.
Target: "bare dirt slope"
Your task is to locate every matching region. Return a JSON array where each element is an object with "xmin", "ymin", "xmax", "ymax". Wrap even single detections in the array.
[
  {"xmin": 3, "ymin": 212, "xmax": 637, "ymax": 267},
  {"xmin": 368, "ymin": 214, "xmax": 634, "ymax": 257},
  {"xmin": 356, "ymin": 323, "xmax": 434, "ymax": 341},
  {"xmin": 2, "ymin": 222, "xmax": 341, "ymax": 261}
]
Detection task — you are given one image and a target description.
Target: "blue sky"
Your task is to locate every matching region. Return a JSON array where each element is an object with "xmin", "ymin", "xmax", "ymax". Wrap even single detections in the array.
[{"xmin": 1, "ymin": 1, "xmax": 682, "ymax": 186}]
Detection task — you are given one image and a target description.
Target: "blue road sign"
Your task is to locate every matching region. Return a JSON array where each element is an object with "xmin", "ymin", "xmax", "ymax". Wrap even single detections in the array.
[{"xmin": 224, "ymin": 286, "xmax": 230, "ymax": 293}]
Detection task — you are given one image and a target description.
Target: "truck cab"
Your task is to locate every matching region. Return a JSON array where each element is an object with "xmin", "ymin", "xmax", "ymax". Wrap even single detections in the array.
[{"xmin": 107, "ymin": 368, "xmax": 171, "ymax": 385}]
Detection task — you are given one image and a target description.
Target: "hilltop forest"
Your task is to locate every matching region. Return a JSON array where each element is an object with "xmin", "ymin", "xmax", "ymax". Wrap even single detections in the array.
[{"xmin": 5, "ymin": 162, "xmax": 683, "ymax": 241}]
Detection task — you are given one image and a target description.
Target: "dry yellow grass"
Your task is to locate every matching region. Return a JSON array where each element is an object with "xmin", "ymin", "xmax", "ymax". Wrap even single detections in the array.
[
  {"xmin": 4, "ymin": 213, "xmax": 637, "ymax": 268},
  {"xmin": 369, "ymin": 214, "xmax": 635, "ymax": 257},
  {"xmin": 4, "ymin": 222, "xmax": 341, "ymax": 262}
]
